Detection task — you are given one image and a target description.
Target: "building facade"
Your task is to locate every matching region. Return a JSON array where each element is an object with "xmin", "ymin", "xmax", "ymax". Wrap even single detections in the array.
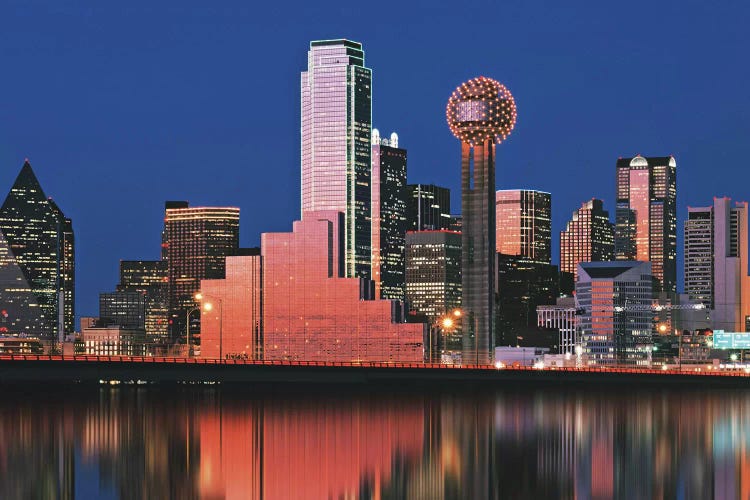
[
  {"xmin": 576, "ymin": 261, "xmax": 653, "ymax": 365},
  {"xmin": 118, "ymin": 260, "xmax": 168, "ymax": 342},
  {"xmin": 163, "ymin": 202, "xmax": 239, "ymax": 342},
  {"xmin": 261, "ymin": 211, "xmax": 424, "ymax": 362},
  {"xmin": 301, "ymin": 39, "xmax": 372, "ymax": 279},
  {"xmin": 496, "ymin": 189, "xmax": 552, "ymax": 264},
  {"xmin": 560, "ymin": 199, "xmax": 614, "ymax": 282},
  {"xmin": 371, "ymin": 130, "xmax": 407, "ymax": 300},
  {"xmin": 199, "ymin": 252, "xmax": 262, "ymax": 360},
  {"xmin": 0, "ymin": 161, "xmax": 74, "ymax": 340},
  {"xmin": 405, "ymin": 184, "xmax": 452, "ymax": 232},
  {"xmin": 615, "ymin": 155, "xmax": 677, "ymax": 292},
  {"xmin": 404, "ymin": 230, "xmax": 462, "ymax": 320},
  {"xmin": 99, "ymin": 291, "xmax": 147, "ymax": 329},
  {"xmin": 684, "ymin": 197, "xmax": 750, "ymax": 331},
  {"xmin": 537, "ymin": 297, "xmax": 577, "ymax": 355}
]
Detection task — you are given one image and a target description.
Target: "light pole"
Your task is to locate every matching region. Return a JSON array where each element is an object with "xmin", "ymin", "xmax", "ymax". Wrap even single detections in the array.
[{"xmin": 195, "ymin": 293, "xmax": 224, "ymax": 360}]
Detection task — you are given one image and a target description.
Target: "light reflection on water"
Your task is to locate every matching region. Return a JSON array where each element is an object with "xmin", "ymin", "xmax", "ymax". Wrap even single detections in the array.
[{"xmin": 1, "ymin": 387, "xmax": 749, "ymax": 499}]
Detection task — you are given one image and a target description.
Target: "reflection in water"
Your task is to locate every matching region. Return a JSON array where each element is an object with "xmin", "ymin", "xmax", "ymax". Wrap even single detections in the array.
[{"xmin": 2, "ymin": 388, "xmax": 750, "ymax": 498}]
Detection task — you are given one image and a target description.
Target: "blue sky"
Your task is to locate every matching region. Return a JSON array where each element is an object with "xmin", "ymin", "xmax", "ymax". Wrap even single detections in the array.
[{"xmin": 2, "ymin": 0, "xmax": 749, "ymax": 317}]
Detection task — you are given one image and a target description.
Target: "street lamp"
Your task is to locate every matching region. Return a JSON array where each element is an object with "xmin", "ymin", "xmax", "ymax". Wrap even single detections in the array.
[
  {"xmin": 430, "ymin": 309, "xmax": 461, "ymax": 363},
  {"xmin": 195, "ymin": 293, "xmax": 224, "ymax": 360}
]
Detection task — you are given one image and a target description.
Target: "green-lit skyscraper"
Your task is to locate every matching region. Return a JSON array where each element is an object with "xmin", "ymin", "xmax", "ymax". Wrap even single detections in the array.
[{"xmin": 0, "ymin": 160, "xmax": 74, "ymax": 340}]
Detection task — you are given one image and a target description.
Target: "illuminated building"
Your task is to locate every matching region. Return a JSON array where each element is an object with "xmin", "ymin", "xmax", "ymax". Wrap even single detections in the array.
[
  {"xmin": 576, "ymin": 261, "xmax": 653, "ymax": 365},
  {"xmin": 446, "ymin": 77, "xmax": 517, "ymax": 363},
  {"xmin": 404, "ymin": 230, "xmax": 462, "ymax": 319},
  {"xmin": 371, "ymin": 130, "xmax": 407, "ymax": 300},
  {"xmin": 496, "ymin": 189, "xmax": 551, "ymax": 264},
  {"xmin": 537, "ymin": 297, "xmax": 577, "ymax": 355},
  {"xmin": 0, "ymin": 160, "xmax": 74, "ymax": 340},
  {"xmin": 163, "ymin": 202, "xmax": 239, "ymax": 343},
  {"xmin": 615, "ymin": 155, "xmax": 677, "ymax": 292},
  {"xmin": 118, "ymin": 260, "xmax": 168, "ymax": 341},
  {"xmin": 301, "ymin": 39, "xmax": 372, "ymax": 279},
  {"xmin": 81, "ymin": 325, "xmax": 146, "ymax": 356},
  {"xmin": 495, "ymin": 253, "xmax": 559, "ymax": 347},
  {"xmin": 560, "ymin": 199, "xmax": 614, "ymax": 282},
  {"xmin": 406, "ymin": 184, "xmax": 451, "ymax": 231},
  {"xmin": 684, "ymin": 197, "xmax": 750, "ymax": 331},
  {"xmin": 99, "ymin": 291, "xmax": 146, "ymax": 329},
  {"xmin": 0, "ymin": 336, "xmax": 44, "ymax": 354},
  {"xmin": 199, "ymin": 250, "xmax": 262, "ymax": 360},
  {"xmin": 261, "ymin": 211, "xmax": 424, "ymax": 362}
]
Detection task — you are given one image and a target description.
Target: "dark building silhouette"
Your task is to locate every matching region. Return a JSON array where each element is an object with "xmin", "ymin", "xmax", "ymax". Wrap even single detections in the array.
[
  {"xmin": 163, "ymin": 202, "xmax": 239, "ymax": 342},
  {"xmin": 495, "ymin": 253, "xmax": 560, "ymax": 347},
  {"xmin": 371, "ymin": 131, "xmax": 408, "ymax": 300},
  {"xmin": 406, "ymin": 184, "xmax": 451, "ymax": 231},
  {"xmin": 615, "ymin": 155, "xmax": 677, "ymax": 292},
  {"xmin": 0, "ymin": 161, "xmax": 74, "ymax": 340}
]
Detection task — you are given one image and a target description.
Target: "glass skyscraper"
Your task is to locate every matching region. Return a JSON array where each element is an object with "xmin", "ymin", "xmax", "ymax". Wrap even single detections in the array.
[
  {"xmin": 615, "ymin": 155, "xmax": 677, "ymax": 292},
  {"xmin": 301, "ymin": 39, "xmax": 372, "ymax": 279},
  {"xmin": 163, "ymin": 202, "xmax": 239, "ymax": 342},
  {"xmin": 495, "ymin": 189, "xmax": 552, "ymax": 264},
  {"xmin": 371, "ymin": 130, "xmax": 407, "ymax": 300},
  {"xmin": 405, "ymin": 184, "xmax": 452, "ymax": 231},
  {"xmin": 560, "ymin": 198, "xmax": 614, "ymax": 282},
  {"xmin": 0, "ymin": 161, "xmax": 74, "ymax": 340},
  {"xmin": 118, "ymin": 260, "xmax": 168, "ymax": 342}
]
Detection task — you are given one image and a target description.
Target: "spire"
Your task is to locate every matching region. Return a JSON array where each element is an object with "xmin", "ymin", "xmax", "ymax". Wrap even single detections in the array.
[{"xmin": 2, "ymin": 160, "xmax": 48, "ymax": 212}]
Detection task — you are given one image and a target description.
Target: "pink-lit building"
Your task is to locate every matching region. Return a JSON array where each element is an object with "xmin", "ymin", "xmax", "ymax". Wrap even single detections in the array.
[
  {"xmin": 199, "ymin": 252, "xmax": 262, "ymax": 360},
  {"xmin": 261, "ymin": 211, "xmax": 425, "ymax": 362}
]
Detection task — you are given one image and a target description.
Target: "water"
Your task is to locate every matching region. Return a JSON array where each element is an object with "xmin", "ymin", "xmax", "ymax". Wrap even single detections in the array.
[{"xmin": 1, "ymin": 386, "xmax": 748, "ymax": 499}]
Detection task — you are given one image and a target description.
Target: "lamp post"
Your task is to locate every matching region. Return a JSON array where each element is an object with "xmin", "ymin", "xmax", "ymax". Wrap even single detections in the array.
[
  {"xmin": 430, "ymin": 309, "xmax": 461, "ymax": 364},
  {"xmin": 195, "ymin": 293, "xmax": 224, "ymax": 360}
]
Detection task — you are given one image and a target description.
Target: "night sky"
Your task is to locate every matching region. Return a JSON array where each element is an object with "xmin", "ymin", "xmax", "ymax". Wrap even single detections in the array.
[{"xmin": 2, "ymin": 1, "xmax": 749, "ymax": 319}]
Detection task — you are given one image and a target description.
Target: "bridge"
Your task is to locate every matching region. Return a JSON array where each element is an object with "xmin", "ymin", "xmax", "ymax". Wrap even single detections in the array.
[{"xmin": 1, "ymin": 355, "xmax": 750, "ymax": 387}]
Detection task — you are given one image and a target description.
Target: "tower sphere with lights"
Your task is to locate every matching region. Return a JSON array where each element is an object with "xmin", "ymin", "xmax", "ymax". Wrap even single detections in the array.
[
  {"xmin": 446, "ymin": 77, "xmax": 517, "ymax": 145},
  {"xmin": 446, "ymin": 76, "xmax": 517, "ymax": 365}
]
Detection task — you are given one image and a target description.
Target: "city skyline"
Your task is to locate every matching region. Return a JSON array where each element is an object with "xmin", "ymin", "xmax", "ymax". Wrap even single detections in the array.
[{"xmin": 3, "ymin": 3, "xmax": 750, "ymax": 317}]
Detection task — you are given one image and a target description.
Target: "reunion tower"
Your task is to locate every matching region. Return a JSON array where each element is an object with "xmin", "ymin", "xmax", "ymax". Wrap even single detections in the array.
[{"xmin": 446, "ymin": 77, "xmax": 517, "ymax": 364}]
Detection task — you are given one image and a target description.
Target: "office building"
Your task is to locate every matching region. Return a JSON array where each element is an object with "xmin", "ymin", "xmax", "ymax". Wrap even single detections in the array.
[
  {"xmin": 496, "ymin": 189, "xmax": 552, "ymax": 264},
  {"xmin": 684, "ymin": 197, "xmax": 750, "ymax": 331},
  {"xmin": 576, "ymin": 261, "xmax": 653, "ymax": 365},
  {"xmin": 163, "ymin": 202, "xmax": 239, "ymax": 342},
  {"xmin": 560, "ymin": 199, "xmax": 614, "ymax": 282},
  {"xmin": 371, "ymin": 130, "xmax": 407, "ymax": 300},
  {"xmin": 406, "ymin": 184, "xmax": 451, "ymax": 231},
  {"xmin": 199, "ymin": 251, "xmax": 262, "ymax": 360},
  {"xmin": 262, "ymin": 211, "xmax": 424, "ymax": 362},
  {"xmin": 81, "ymin": 325, "xmax": 146, "ymax": 356},
  {"xmin": 495, "ymin": 253, "xmax": 560, "ymax": 347},
  {"xmin": 537, "ymin": 297, "xmax": 577, "ymax": 355},
  {"xmin": 404, "ymin": 230, "xmax": 462, "ymax": 319},
  {"xmin": 0, "ymin": 160, "xmax": 74, "ymax": 340},
  {"xmin": 118, "ymin": 260, "xmax": 168, "ymax": 341},
  {"xmin": 615, "ymin": 155, "xmax": 677, "ymax": 292},
  {"xmin": 99, "ymin": 291, "xmax": 147, "ymax": 329},
  {"xmin": 301, "ymin": 39, "xmax": 372, "ymax": 279}
]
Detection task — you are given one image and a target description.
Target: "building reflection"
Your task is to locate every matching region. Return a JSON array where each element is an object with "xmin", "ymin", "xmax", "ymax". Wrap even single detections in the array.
[{"xmin": 4, "ymin": 388, "xmax": 750, "ymax": 498}]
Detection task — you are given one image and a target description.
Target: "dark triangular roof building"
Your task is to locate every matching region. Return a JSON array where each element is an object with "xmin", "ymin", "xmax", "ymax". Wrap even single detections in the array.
[{"xmin": 0, "ymin": 161, "xmax": 74, "ymax": 339}]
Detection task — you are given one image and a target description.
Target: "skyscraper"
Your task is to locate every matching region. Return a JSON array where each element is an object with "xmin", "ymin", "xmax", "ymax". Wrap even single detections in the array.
[
  {"xmin": 163, "ymin": 202, "xmax": 239, "ymax": 342},
  {"xmin": 577, "ymin": 261, "xmax": 653, "ymax": 365},
  {"xmin": 371, "ymin": 130, "xmax": 407, "ymax": 300},
  {"xmin": 446, "ymin": 77, "xmax": 517, "ymax": 364},
  {"xmin": 404, "ymin": 230, "xmax": 462, "ymax": 319},
  {"xmin": 405, "ymin": 184, "xmax": 452, "ymax": 231},
  {"xmin": 118, "ymin": 260, "xmax": 168, "ymax": 341},
  {"xmin": 496, "ymin": 189, "xmax": 552, "ymax": 264},
  {"xmin": 560, "ymin": 199, "xmax": 614, "ymax": 282},
  {"xmin": 684, "ymin": 197, "xmax": 750, "ymax": 331},
  {"xmin": 615, "ymin": 155, "xmax": 677, "ymax": 292},
  {"xmin": 301, "ymin": 39, "xmax": 372, "ymax": 279},
  {"xmin": 0, "ymin": 161, "xmax": 74, "ymax": 340}
]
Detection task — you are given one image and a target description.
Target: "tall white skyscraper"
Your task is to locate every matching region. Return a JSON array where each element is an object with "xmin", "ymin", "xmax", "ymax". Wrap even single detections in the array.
[
  {"xmin": 685, "ymin": 197, "xmax": 750, "ymax": 331},
  {"xmin": 301, "ymin": 39, "xmax": 372, "ymax": 279}
]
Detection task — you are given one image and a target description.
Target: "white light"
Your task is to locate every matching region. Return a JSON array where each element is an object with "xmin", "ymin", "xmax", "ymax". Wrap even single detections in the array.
[{"xmin": 494, "ymin": 361, "xmax": 505, "ymax": 369}]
